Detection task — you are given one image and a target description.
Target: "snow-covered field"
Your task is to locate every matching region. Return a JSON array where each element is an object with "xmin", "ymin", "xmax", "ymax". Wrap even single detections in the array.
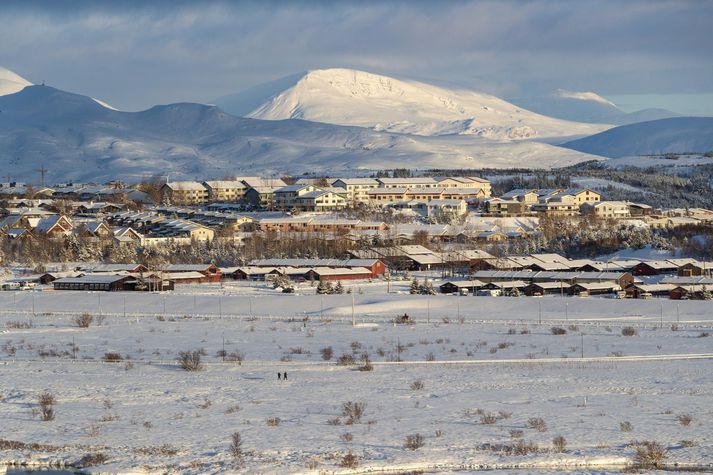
[{"xmin": 1, "ymin": 289, "xmax": 712, "ymax": 474}]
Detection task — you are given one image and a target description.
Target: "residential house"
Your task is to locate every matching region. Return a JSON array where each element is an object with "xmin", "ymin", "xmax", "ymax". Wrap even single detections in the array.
[
  {"xmin": 484, "ymin": 198, "xmax": 529, "ymax": 216},
  {"xmin": 581, "ymin": 201, "xmax": 631, "ymax": 219}
]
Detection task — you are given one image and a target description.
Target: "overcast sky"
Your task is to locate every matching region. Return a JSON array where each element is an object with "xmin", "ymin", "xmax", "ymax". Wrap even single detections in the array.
[{"xmin": 1, "ymin": 0, "xmax": 711, "ymax": 113}]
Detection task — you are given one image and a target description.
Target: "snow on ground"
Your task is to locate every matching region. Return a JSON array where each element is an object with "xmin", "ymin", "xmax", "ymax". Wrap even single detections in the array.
[
  {"xmin": 596, "ymin": 246, "xmax": 677, "ymax": 263},
  {"xmin": 1, "ymin": 289, "xmax": 712, "ymax": 474}
]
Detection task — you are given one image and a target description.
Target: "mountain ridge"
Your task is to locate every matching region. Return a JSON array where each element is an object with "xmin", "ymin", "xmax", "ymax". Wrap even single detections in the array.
[
  {"xmin": 562, "ymin": 117, "xmax": 713, "ymax": 158},
  {"xmin": 0, "ymin": 85, "xmax": 604, "ymax": 183}
]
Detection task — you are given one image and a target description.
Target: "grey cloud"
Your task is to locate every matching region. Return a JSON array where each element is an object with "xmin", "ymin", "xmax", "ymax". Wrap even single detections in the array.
[{"xmin": 0, "ymin": 0, "xmax": 710, "ymax": 111}]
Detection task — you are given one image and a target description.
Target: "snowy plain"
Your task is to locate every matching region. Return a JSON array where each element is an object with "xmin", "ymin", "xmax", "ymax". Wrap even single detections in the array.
[{"xmin": 1, "ymin": 280, "xmax": 712, "ymax": 474}]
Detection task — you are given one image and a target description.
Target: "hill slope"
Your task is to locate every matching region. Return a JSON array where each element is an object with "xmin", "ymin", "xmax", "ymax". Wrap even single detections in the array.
[
  {"xmin": 0, "ymin": 85, "xmax": 603, "ymax": 182},
  {"xmin": 218, "ymin": 68, "xmax": 610, "ymax": 139},
  {"xmin": 509, "ymin": 90, "xmax": 680, "ymax": 125},
  {"xmin": 562, "ymin": 117, "xmax": 713, "ymax": 158}
]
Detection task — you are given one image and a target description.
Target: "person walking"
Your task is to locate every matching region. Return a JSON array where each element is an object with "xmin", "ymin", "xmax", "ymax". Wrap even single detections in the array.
[
  {"xmin": 283, "ymin": 371, "xmax": 288, "ymax": 380},
  {"xmin": 277, "ymin": 372, "xmax": 281, "ymax": 381}
]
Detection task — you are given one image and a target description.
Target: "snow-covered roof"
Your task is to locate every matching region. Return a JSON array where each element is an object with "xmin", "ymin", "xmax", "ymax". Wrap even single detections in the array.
[{"xmin": 165, "ymin": 181, "xmax": 206, "ymax": 191}]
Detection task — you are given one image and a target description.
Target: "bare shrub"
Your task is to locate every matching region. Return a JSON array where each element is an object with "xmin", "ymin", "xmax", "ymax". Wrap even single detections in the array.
[
  {"xmin": 337, "ymin": 353, "xmax": 355, "ymax": 366},
  {"xmin": 38, "ymin": 392, "xmax": 56, "ymax": 421},
  {"xmin": 550, "ymin": 327, "xmax": 567, "ymax": 335},
  {"xmin": 679, "ymin": 439, "xmax": 696, "ymax": 448},
  {"xmin": 74, "ymin": 452, "xmax": 109, "ymax": 468},
  {"xmin": 410, "ymin": 379, "xmax": 425, "ymax": 391},
  {"xmin": 480, "ymin": 412, "xmax": 498, "ymax": 424},
  {"xmin": 677, "ymin": 414, "xmax": 693, "ymax": 426},
  {"xmin": 357, "ymin": 354, "xmax": 373, "ymax": 371},
  {"xmin": 340, "ymin": 432, "xmax": 353, "ymax": 442},
  {"xmin": 229, "ymin": 432, "xmax": 243, "ymax": 460},
  {"xmin": 266, "ymin": 416, "xmax": 281, "ymax": 426},
  {"xmin": 633, "ymin": 441, "xmax": 668, "ymax": 469},
  {"xmin": 6, "ymin": 320, "xmax": 33, "ymax": 329},
  {"xmin": 527, "ymin": 417, "xmax": 547, "ymax": 432},
  {"xmin": 435, "ymin": 429, "xmax": 444, "ymax": 438},
  {"xmin": 699, "ymin": 331, "xmax": 711, "ymax": 338},
  {"xmin": 425, "ymin": 352, "xmax": 436, "ymax": 361},
  {"xmin": 73, "ymin": 313, "xmax": 93, "ymax": 328},
  {"xmin": 220, "ymin": 350, "xmax": 244, "ymax": 365},
  {"xmin": 342, "ymin": 401, "xmax": 366, "ymax": 425},
  {"xmin": 620, "ymin": 421, "xmax": 633, "ymax": 432},
  {"xmin": 320, "ymin": 346, "xmax": 333, "ymax": 360},
  {"xmin": 225, "ymin": 405, "xmax": 241, "ymax": 414},
  {"xmin": 177, "ymin": 350, "xmax": 204, "ymax": 371},
  {"xmin": 339, "ymin": 451, "xmax": 358, "ymax": 468},
  {"xmin": 404, "ymin": 433, "xmax": 425, "ymax": 450},
  {"xmin": 512, "ymin": 440, "xmax": 539, "ymax": 455},
  {"xmin": 327, "ymin": 417, "xmax": 342, "ymax": 426},
  {"xmin": 552, "ymin": 435, "xmax": 567, "ymax": 452},
  {"xmin": 622, "ymin": 326, "xmax": 637, "ymax": 336},
  {"xmin": 510, "ymin": 429, "xmax": 524, "ymax": 439},
  {"xmin": 103, "ymin": 352, "xmax": 123, "ymax": 362},
  {"xmin": 479, "ymin": 440, "xmax": 539, "ymax": 456}
]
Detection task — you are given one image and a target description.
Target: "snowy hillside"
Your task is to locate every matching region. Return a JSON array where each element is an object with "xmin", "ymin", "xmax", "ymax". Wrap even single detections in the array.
[
  {"xmin": 0, "ymin": 85, "xmax": 604, "ymax": 182},
  {"xmin": 562, "ymin": 117, "xmax": 713, "ymax": 158},
  {"xmin": 219, "ymin": 69, "xmax": 610, "ymax": 139},
  {"xmin": 0, "ymin": 66, "xmax": 32, "ymax": 96},
  {"xmin": 509, "ymin": 89, "xmax": 680, "ymax": 125}
]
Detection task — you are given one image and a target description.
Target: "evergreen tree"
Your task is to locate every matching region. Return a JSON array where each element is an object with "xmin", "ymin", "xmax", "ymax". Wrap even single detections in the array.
[
  {"xmin": 334, "ymin": 281, "xmax": 344, "ymax": 294},
  {"xmin": 410, "ymin": 278, "xmax": 420, "ymax": 294},
  {"xmin": 316, "ymin": 280, "xmax": 330, "ymax": 294},
  {"xmin": 420, "ymin": 279, "xmax": 436, "ymax": 295}
]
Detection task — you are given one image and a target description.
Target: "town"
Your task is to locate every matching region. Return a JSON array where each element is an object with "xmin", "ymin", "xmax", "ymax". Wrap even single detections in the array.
[{"xmin": 1, "ymin": 174, "xmax": 711, "ymax": 300}]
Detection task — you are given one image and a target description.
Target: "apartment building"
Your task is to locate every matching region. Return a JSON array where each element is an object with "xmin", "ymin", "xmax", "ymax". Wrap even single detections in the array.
[
  {"xmin": 203, "ymin": 180, "xmax": 246, "ymax": 202},
  {"xmin": 160, "ymin": 182, "xmax": 208, "ymax": 205}
]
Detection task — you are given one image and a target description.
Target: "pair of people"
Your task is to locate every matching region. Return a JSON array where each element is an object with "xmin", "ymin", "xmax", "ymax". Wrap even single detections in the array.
[{"xmin": 277, "ymin": 371, "xmax": 288, "ymax": 380}]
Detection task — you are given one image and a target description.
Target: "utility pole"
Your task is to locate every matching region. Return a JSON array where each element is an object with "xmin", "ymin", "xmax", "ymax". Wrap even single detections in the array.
[
  {"xmin": 35, "ymin": 165, "xmax": 48, "ymax": 187},
  {"xmin": 538, "ymin": 300, "xmax": 542, "ymax": 325},
  {"xmin": 351, "ymin": 290, "xmax": 355, "ymax": 327},
  {"xmin": 427, "ymin": 294, "xmax": 431, "ymax": 324}
]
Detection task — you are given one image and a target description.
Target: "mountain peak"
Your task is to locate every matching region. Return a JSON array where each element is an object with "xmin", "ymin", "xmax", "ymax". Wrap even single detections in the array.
[{"xmin": 224, "ymin": 68, "xmax": 609, "ymax": 139}]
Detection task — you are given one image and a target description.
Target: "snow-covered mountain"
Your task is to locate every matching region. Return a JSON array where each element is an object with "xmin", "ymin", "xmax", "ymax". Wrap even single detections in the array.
[
  {"xmin": 0, "ymin": 67, "xmax": 32, "ymax": 96},
  {"xmin": 562, "ymin": 117, "xmax": 713, "ymax": 158},
  {"xmin": 0, "ymin": 85, "xmax": 603, "ymax": 182},
  {"xmin": 0, "ymin": 66, "xmax": 117, "ymax": 110},
  {"xmin": 217, "ymin": 68, "xmax": 610, "ymax": 139},
  {"xmin": 509, "ymin": 89, "xmax": 680, "ymax": 125}
]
